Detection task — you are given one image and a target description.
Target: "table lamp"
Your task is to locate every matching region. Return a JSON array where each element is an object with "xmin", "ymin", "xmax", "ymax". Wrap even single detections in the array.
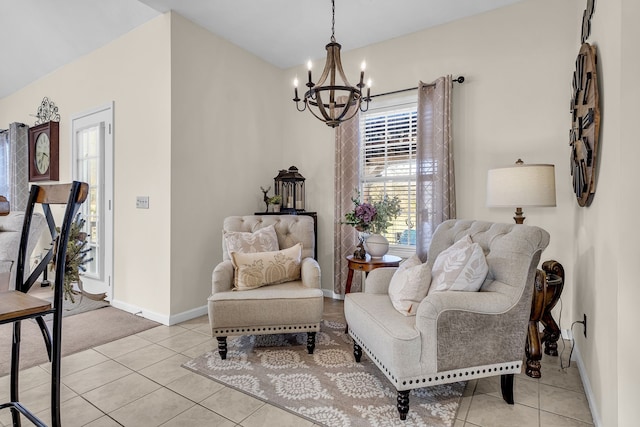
[{"xmin": 486, "ymin": 159, "xmax": 556, "ymax": 224}]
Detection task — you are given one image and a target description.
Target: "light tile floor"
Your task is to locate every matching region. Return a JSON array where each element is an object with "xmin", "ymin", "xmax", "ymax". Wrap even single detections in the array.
[{"xmin": 0, "ymin": 298, "xmax": 594, "ymax": 426}]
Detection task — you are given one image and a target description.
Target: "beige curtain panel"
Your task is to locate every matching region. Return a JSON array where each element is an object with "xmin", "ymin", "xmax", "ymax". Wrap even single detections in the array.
[
  {"xmin": 416, "ymin": 76, "xmax": 456, "ymax": 262},
  {"xmin": 333, "ymin": 104, "xmax": 360, "ymax": 294}
]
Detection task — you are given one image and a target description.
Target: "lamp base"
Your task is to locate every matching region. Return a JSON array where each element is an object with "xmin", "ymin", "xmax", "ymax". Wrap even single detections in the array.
[{"xmin": 513, "ymin": 207, "xmax": 525, "ymax": 224}]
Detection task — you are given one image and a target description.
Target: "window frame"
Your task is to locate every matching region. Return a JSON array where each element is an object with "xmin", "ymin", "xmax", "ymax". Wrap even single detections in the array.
[{"xmin": 358, "ymin": 95, "xmax": 418, "ymax": 259}]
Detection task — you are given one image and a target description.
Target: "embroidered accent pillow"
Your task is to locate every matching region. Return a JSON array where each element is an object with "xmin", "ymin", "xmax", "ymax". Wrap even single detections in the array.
[
  {"xmin": 388, "ymin": 255, "xmax": 432, "ymax": 316},
  {"xmin": 429, "ymin": 235, "xmax": 488, "ymax": 293},
  {"xmin": 231, "ymin": 243, "xmax": 302, "ymax": 290},
  {"xmin": 224, "ymin": 224, "xmax": 279, "ymax": 258}
]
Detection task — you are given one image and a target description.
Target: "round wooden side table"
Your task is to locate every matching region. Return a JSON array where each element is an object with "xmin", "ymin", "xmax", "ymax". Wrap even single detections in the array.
[{"xmin": 345, "ymin": 254, "xmax": 402, "ymax": 294}]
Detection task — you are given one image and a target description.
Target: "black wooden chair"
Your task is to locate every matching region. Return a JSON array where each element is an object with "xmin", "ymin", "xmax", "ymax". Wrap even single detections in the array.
[{"xmin": 0, "ymin": 182, "xmax": 88, "ymax": 426}]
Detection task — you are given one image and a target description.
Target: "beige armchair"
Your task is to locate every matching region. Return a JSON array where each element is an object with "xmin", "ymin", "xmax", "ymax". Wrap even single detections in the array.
[
  {"xmin": 208, "ymin": 215, "xmax": 323, "ymax": 359},
  {"xmin": 345, "ymin": 219, "xmax": 550, "ymax": 420}
]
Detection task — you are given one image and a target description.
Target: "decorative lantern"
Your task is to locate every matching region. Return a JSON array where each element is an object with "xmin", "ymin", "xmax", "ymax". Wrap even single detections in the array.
[
  {"xmin": 274, "ymin": 166, "xmax": 305, "ymax": 212},
  {"xmin": 273, "ymin": 169, "xmax": 287, "ymax": 205}
]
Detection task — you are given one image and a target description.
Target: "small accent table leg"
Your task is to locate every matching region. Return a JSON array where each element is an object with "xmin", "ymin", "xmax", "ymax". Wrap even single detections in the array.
[
  {"xmin": 345, "ymin": 268, "xmax": 355, "ymax": 295},
  {"xmin": 541, "ymin": 260, "xmax": 565, "ymax": 357},
  {"xmin": 526, "ymin": 269, "xmax": 545, "ymax": 378},
  {"xmin": 344, "ymin": 268, "xmax": 355, "ymax": 333}
]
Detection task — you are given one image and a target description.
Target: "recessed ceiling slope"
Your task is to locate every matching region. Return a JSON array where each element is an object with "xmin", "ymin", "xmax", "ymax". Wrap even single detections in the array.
[
  {"xmin": 0, "ymin": 0, "xmax": 524, "ymax": 101},
  {"xmin": 0, "ymin": 0, "xmax": 159, "ymax": 100}
]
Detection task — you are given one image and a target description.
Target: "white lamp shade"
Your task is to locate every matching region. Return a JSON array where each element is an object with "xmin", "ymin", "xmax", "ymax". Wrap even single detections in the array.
[{"xmin": 487, "ymin": 164, "xmax": 556, "ymax": 207}]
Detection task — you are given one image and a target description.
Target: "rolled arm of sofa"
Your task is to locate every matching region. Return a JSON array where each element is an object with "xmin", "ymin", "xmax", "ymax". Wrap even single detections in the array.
[
  {"xmin": 363, "ymin": 267, "xmax": 398, "ymax": 294},
  {"xmin": 212, "ymin": 260, "xmax": 234, "ymax": 294},
  {"xmin": 416, "ymin": 289, "xmax": 514, "ymax": 321},
  {"xmin": 301, "ymin": 257, "xmax": 321, "ymax": 288}
]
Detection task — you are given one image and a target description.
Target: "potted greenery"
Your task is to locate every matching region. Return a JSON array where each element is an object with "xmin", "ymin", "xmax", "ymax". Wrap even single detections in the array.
[{"xmin": 269, "ymin": 195, "xmax": 282, "ymax": 212}]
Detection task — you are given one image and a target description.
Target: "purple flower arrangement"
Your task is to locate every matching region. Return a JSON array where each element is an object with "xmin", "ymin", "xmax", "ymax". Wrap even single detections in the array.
[{"xmin": 344, "ymin": 190, "xmax": 401, "ymax": 234}]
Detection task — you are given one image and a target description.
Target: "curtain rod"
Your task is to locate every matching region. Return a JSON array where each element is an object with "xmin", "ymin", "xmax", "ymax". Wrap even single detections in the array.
[{"xmin": 370, "ymin": 76, "xmax": 465, "ymax": 99}]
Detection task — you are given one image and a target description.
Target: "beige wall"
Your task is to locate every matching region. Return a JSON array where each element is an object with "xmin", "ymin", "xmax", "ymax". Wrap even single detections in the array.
[
  {"xmin": 573, "ymin": 1, "xmax": 621, "ymax": 423},
  {"xmin": 618, "ymin": 0, "xmax": 640, "ymax": 423},
  {"xmin": 169, "ymin": 13, "xmax": 283, "ymax": 318},
  {"xmin": 0, "ymin": 14, "xmax": 173, "ymax": 318},
  {"xmin": 587, "ymin": 0, "xmax": 640, "ymax": 425}
]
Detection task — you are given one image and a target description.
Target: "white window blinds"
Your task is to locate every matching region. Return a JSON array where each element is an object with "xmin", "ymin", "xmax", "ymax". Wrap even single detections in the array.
[{"xmin": 359, "ymin": 102, "xmax": 417, "ymax": 247}]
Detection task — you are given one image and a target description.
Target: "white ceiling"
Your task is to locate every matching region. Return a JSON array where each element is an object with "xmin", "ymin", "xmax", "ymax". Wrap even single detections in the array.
[{"xmin": 0, "ymin": 0, "xmax": 524, "ymax": 100}]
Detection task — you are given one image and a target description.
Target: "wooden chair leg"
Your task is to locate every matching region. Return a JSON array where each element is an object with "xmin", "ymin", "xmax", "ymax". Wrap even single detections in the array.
[
  {"xmin": 501, "ymin": 374, "xmax": 515, "ymax": 404},
  {"xmin": 217, "ymin": 337, "xmax": 227, "ymax": 360},
  {"xmin": 397, "ymin": 390, "xmax": 410, "ymax": 420},
  {"xmin": 306, "ymin": 332, "xmax": 316, "ymax": 354}
]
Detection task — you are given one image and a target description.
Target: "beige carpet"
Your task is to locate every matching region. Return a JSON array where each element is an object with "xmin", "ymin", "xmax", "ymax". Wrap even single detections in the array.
[
  {"xmin": 0, "ymin": 306, "xmax": 159, "ymax": 376},
  {"xmin": 183, "ymin": 312, "xmax": 464, "ymax": 427}
]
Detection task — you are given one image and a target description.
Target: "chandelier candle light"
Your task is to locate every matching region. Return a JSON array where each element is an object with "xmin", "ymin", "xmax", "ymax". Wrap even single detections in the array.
[{"xmin": 292, "ymin": 0, "xmax": 371, "ymax": 128}]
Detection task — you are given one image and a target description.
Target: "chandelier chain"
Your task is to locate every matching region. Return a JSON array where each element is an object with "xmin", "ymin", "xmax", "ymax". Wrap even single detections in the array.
[{"xmin": 331, "ymin": 0, "xmax": 336, "ymax": 42}]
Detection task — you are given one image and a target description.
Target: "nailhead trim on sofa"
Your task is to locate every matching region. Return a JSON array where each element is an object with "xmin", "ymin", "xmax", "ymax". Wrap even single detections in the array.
[
  {"xmin": 350, "ymin": 329, "xmax": 522, "ymax": 391},
  {"xmin": 212, "ymin": 323, "xmax": 320, "ymax": 337}
]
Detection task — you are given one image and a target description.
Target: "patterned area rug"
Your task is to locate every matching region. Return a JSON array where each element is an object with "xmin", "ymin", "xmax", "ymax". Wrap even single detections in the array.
[{"xmin": 183, "ymin": 315, "xmax": 464, "ymax": 426}]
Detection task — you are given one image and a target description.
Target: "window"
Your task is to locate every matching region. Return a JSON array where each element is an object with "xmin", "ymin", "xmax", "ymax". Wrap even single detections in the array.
[{"xmin": 359, "ymin": 98, "xmax": 418, "ymax": 253}]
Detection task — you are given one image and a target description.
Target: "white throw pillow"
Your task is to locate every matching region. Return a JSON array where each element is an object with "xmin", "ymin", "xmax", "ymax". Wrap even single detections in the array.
[
  {"xmin": 224, "ymin": 224, "xmax": 279, "ymax": 257},
  {"xmin": 388, "ymin": 255, "xmax": 432, "ymax": 316},
  {"xmin": 231, "ymin": 243, "xmax": 302, "ymax": 290},
  {"xmin": 430, "ymin": 235, "xmax": 488, "ymax": 293}
]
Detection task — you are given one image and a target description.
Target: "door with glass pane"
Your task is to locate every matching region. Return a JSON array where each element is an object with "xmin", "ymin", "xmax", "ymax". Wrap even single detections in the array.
[{"xmin": 71, "ymin": 104, "xmax": 113, "ymax": 300}]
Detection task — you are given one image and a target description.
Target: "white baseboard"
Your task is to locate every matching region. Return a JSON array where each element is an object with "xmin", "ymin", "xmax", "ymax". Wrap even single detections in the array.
[
  {"xmin": 323, "ymin": 289, "xmax": 344, "ymax": 300},
  {"xmin": 572, "ymin": 341, "xmax": 602, "ymax": 427},
  {"xmin": 110, "ymin": 299, "xmax": 208, "ymax": 326},
  {"xmin": 169, "ymin": 305, "xmax": 208, "ymax": 326},
  {"xmin": 561, "ymin": 328, "xmax": 573, "ymax": 340}
]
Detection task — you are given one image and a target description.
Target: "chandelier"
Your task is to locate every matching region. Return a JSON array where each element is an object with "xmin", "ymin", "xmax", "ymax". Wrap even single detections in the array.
[{"xmin": 292, "ymin": 0, "xmax": 371, "ymax": 128}]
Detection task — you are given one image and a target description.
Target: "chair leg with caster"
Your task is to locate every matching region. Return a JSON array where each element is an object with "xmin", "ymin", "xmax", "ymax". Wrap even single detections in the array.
[
  {"xmin": 217, "ymin": 337, "xmax": 227, "ymax": 360},
  {"xmin": 353, "ymin": 343, "xmax": 362, "ymax": 362},
  {"xmin": 306, "ymin": 332, "xmax": 316, "ymax": 354},
  {"xmin": 397, "ymin": 390, "xmax": 410, "ymax": 420},
  {"xmin": 501, "ymin": 374, "xmax": 515, "ymax": 404}
]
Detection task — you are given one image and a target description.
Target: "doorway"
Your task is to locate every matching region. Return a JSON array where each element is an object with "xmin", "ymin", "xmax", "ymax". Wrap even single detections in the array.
[{"xmin": 71, "ymin": 103, "xmax": 114, "ymax": 300}]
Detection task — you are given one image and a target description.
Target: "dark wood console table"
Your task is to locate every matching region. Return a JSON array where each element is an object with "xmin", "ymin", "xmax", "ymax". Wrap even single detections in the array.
[{"xmin": 526, "ymin": 260, "xmax": 565, "ymax": 378}]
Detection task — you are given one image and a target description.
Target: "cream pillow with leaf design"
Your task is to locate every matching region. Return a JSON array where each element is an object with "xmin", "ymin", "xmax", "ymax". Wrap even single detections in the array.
[
  {"xmin": 231, "ymin": 243, "xmax": 302, "ymax": 291},
  {"xmin": 224, "ymin": 224, "xmax": 279, "ymax": 258},
  {"xmin": 429, "ymin": 235, "xmax": 488, "ymax": 293}
]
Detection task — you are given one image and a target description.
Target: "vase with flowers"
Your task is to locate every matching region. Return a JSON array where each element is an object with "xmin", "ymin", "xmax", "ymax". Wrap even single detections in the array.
[{"xmin": 344, "ymin": 190, "xmax": 401, "ymax": 258}]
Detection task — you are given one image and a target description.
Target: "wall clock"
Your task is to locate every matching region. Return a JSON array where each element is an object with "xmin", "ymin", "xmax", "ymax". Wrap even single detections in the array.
[
  {"xmin": 28, "ymin": 121, "xmax": 59, "ymax": 182},
  {"xmin": 570, "ymin": 42, "xmax": 600, "ymax": 207}
]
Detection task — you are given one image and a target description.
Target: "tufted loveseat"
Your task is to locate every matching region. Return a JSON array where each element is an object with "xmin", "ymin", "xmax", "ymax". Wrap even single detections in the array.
[
  {"xmin": 0, "ymin": 211, "xmax": 46, "ymax": 292},
  {"xmin": 345, "ymin": 219, "xmax": 550, "ymax": 420},
  {"xmin": 208, "ymin": 215, "xmax": 323, "ymax": 359}
]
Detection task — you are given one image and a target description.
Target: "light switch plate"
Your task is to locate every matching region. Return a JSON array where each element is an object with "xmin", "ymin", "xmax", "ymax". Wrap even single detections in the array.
[{"xmin": 136, "ymin": 196, "xmax": 149, "ymax": 209}]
